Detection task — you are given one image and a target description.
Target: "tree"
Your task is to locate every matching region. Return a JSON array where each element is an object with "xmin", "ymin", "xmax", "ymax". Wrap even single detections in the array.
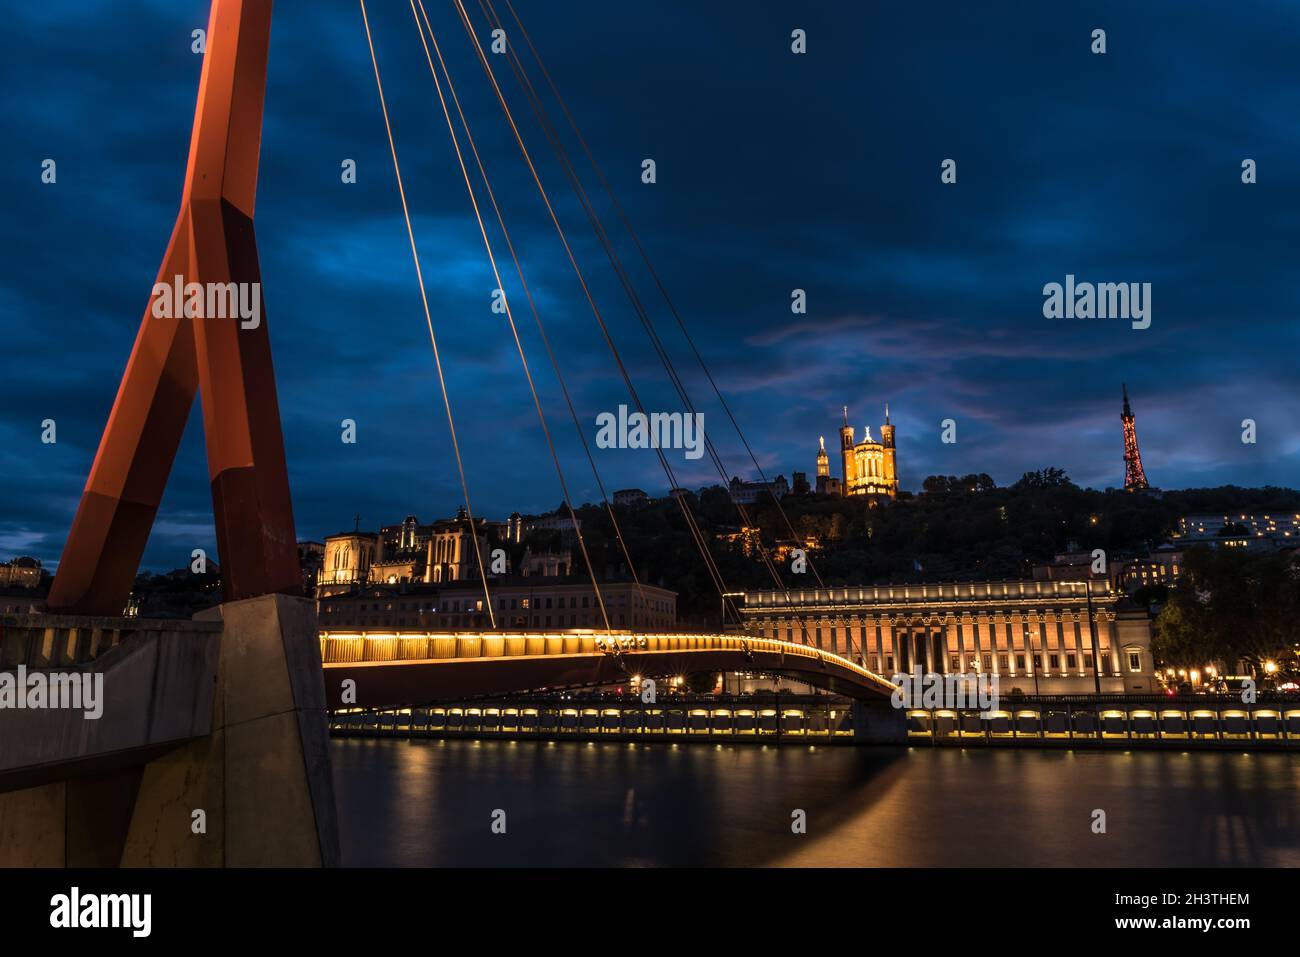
[
  {"xmin": 685, "ymin": 671, "xmax": 717, "ymax": 694},
  {"xmin": 1154, "ymin": 546, "xmax": 1300, "ymax": 677},
  {"xmin": 922, "ymin": 475, "xmax": 951, "ymax": 495},
  {"xmin": 1013, "ymin": 467, "xmax": 1072, "ymax": 490}
]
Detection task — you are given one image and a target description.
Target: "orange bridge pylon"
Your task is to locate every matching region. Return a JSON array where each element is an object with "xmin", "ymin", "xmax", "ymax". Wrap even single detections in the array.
[{"xmin": 49, "ymin": 0, "xmax": 300, "ymax": 615}]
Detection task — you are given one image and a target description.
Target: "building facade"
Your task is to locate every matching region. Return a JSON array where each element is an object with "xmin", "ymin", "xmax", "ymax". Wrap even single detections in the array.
[
  {"xmin": 739, "ymin": 579, "xmax": 1155, "ymax": 694},
  {"xmin": 318, "ymin": 509, "xmax": 530, "ymax": 595},
  {"xmin": 727, "ymin": 474, "xmax": 789, "ymax": 504},
  {"xmin": 839, "ymin": 405, "xmax": 898, "ymax": 500},
  {"xmin": 0, "ymin": 557, "xmax": 42, "ymax": 589},
  {"xmin": 613, "ymin": 489, "xmax": 648, "ymax": 507},
  {"xmin": 1175, "ymin": 513, "xmax": 1300, "ymax": 550},
  {"xmin": 319, "ymin": 580, "xmax": 677, "ymax": 632},
  {"xmin": 319, "ymin": 530, "xmax": 377, "ymax": 593}
]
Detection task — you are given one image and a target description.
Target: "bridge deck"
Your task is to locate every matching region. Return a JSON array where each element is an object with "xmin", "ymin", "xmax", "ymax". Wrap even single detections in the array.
[{"xmin": 319, "ymin": 630, "xmax": 897, "ymax": 708}]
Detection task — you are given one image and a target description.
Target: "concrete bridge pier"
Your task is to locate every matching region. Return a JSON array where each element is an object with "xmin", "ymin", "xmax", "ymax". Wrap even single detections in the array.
[
  {"xmin": 0, "ymin": 594, "xmax": 339, "ymax": 867},
  {"xmin": 126, "ymin": 593, "xmax": 339, "ymax": 866},
  {"xmin": 851, "ymin": 698, "xmax": 907, "ymax": 744}
]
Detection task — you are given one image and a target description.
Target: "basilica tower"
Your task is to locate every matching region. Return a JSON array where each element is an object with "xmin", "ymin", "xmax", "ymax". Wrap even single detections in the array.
[{"xmin": 839, "ymin": 407, "xmax": 855, "ymax": 488}]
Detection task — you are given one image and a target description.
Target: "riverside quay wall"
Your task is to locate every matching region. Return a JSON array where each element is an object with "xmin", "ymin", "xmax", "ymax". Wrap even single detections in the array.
[{"xmin": 330, "ymin": 692, "xmax": 1300, "ymax": 750}]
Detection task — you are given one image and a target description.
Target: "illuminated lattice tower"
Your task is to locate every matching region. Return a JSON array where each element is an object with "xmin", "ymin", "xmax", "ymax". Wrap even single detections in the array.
[{"xmin": 1121, "ymin": 384, "xmax": 1150, "ymax": 491}]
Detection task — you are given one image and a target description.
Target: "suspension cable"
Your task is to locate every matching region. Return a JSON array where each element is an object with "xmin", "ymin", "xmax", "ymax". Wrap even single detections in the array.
[
  {"xmin": 414, "ymin": 0, "xmax": 653, "ymax": 631},
  {"xmin": 358, "ymin": 0, "xmax": 495, "ymax": 627},
  {"xmin": 449, "ymin": 0, "xmax": 740, "ymax": 623},
  {"xmin": 405, "ymin": 0, "xmax": 614, "ymax": 634},
  {"xmin": 472, "ymin": 0, "xmax": 834, "ymax": 648}
]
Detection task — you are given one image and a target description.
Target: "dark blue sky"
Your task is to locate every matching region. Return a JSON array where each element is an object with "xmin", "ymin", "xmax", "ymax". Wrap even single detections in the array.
[{"xmin": 3, "ymin": 1, "xmax": 1299, "ymax": 571}]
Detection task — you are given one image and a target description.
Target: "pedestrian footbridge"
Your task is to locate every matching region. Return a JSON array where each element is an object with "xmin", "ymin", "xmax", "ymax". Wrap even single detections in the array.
[{"xmin": 319, "ymin": 630, "xmax": 899, "ymax": 709}]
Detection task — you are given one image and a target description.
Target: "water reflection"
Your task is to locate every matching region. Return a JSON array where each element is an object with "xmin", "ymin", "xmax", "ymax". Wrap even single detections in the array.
[{"xmin": 331, "ymin": 739, "xmax": 1300, "ymax": 867}]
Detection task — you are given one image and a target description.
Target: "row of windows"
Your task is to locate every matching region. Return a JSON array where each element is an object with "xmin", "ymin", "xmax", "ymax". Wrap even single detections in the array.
[{"xmin": 859, "ymin": 650, "xmax": 1142, "ymax": 676}]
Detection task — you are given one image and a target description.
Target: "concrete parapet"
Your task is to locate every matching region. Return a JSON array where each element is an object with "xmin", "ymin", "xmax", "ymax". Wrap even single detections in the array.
[{"xmin": 0, "ymin": 595, "xmax": 338, "ymax": 866}]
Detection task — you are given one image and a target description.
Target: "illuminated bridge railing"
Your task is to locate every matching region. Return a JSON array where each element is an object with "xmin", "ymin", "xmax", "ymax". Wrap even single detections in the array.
[
  {"xmin": 903, "ymin": 696, "xmax": 1300, "ymax": 748},
  {"xmin": 318, "ymin": 630, "xmax": 896, "ymax": 693}
]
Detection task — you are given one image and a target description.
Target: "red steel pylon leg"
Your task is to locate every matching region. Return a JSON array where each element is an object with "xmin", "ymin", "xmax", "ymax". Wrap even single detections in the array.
[{"xmin": 49, "ymin": 0, "xmax": 299, "ymax": 615}]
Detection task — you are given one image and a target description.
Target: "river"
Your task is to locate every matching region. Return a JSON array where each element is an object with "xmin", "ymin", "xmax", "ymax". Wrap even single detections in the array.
[{"xmin": 331, "ymin": 738, "xmax": 1300, "ymax": 866}]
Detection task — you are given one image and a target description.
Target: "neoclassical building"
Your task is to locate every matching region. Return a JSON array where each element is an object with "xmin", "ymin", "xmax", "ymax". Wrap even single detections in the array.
[{"xmin": 740, "ymin": 579, "xmax": 1155, "ymax": 694}]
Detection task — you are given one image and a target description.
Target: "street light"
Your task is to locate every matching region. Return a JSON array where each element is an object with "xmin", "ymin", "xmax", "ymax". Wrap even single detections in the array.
[{"xmin": 720, "ymin": 591, "xmax": 745, "ymax": 631}]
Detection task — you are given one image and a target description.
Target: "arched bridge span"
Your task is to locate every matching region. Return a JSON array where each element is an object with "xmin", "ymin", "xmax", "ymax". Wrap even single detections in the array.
[{"xmin": 320, "ymin": 631, "xmax": 898, "ymax": 710}]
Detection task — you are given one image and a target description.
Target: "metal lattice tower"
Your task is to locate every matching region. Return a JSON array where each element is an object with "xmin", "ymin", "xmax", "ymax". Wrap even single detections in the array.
[{"xmin": 1121, "ymin": 384, "xmax": 1149, "ymax": 491}]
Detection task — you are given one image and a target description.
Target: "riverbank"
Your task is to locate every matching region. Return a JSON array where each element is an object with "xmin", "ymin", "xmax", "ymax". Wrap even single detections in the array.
[{"xmin": 330, "ymin": 692, "xmax": 1300, "ymax": 751}]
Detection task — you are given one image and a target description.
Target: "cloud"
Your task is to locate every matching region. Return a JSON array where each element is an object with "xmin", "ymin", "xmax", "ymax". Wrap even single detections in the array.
[{"xmin": 2, "ymin": 0, "xmax": 1298, "ymax": 571}]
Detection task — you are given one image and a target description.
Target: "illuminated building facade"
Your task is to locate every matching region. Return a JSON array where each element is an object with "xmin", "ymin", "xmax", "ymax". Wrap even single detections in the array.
[
  {"xmin": 740, "ymin": 579, "xmax": 1155, "ymax": 694},
  {"xmin": 0, "ymin": 556, "xmax": 42, "ymax": 589},
  {"xmin": 319, "ymin": 530, "xmax": 376, "ymax": 593},
  {"xmin": 839, "ymin": 405, "xmax": 898, "ymax": 500},
  {"xmin": 318, "ymin": 509, "xmax": 524, "ymax": 595}
]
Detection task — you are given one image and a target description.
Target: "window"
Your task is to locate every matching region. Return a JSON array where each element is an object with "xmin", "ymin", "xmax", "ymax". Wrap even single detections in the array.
[
  {"xmin": 1015, "ymin": 654, "xmax": 1026, "ymax": 671},
  {"xmin": 1049, "ymin": 654, "xmax": 1060, "ymax": 670},
  {"xmin": 998, "ymin": 654, "xmax": 1010, "ymax": 671},
  {"xmin": 870, "ymin": 655, "xmax": 879, "ymax": 672},
  {"xmin": 886, "ymin": 655, "xmax": 895, "ymax": 672},
  {"xmin": 982, "ymin": 653, "xmax": 993, "ymax": 671},
  {"xmin": 1067, "ymin": 653, "xmax": 1077, "ymax": 669},
  {"xmin": 1128, "ymin": 652, "xmax": 1142, "ymax": 672},
  {"xmin": 1032, "ymin": 654, "xmax": 1042, "ymax": 670},
  {"xmin": 949, "ymin": 655, "xmax": 960, "ymax": 672}
]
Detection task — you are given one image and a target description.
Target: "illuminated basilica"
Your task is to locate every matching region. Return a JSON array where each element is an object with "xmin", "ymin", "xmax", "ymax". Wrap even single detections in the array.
[{"xmin": 828, "ymin": 405, "xmax": 898, "ymax": 500}]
